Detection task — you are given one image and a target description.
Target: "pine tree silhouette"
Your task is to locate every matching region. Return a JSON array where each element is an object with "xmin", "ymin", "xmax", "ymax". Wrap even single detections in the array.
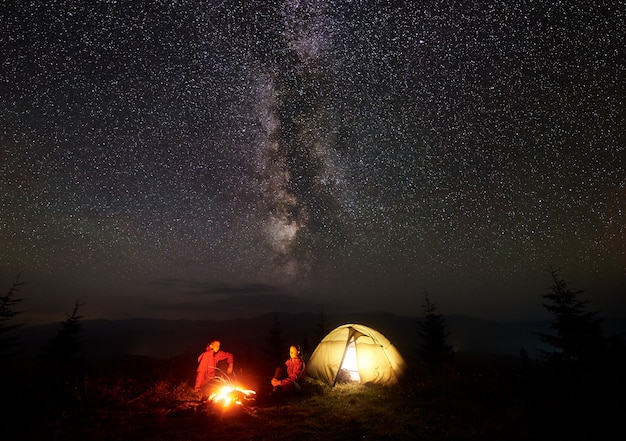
[
  {"xmin": 265, "ymin": 314, "xmax": 285, "ymax": 366},
  {"xmin": 417, "ymin": 291, "xmax": 453, "ymax": 366},
  {"xmin": 535, "ymin": 267, "xmax": 605, "ymax": 364},
  {"xmin": 41, "ymin": 301, "xmax": 85, "ymax": 368},
  {"xmin": 40, "ymin": 301, "xmax": 86, "ymax": 414},
  {"xmin": 312, "ymin": 305, "xmax": 329, "ymax": 347},
  {"xmin": 0, "ymin": 274, "xmax": 25, "ymax": 362}
]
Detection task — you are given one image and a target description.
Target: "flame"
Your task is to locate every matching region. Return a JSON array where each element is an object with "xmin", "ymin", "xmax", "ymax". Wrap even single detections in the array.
[{"xmin": 209, "ymin": 384, "xmax": 256, "ymax": 407}]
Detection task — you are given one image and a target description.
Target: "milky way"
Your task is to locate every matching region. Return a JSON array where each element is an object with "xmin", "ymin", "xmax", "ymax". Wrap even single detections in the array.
[{"xmin": 1, "ymin": 0, "xmax": 624, "ymax": 323}]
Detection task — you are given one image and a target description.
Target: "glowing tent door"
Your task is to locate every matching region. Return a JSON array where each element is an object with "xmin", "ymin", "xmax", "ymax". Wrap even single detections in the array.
[{"xmin": 340, "ymin": 341, "xmax": 361, "ymax": 382}]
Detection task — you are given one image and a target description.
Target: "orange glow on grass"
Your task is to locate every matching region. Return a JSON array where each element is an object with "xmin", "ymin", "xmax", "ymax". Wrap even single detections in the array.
[{"xmin": 209, "ymin": 384, "xmax": 256, "ymax": 407}]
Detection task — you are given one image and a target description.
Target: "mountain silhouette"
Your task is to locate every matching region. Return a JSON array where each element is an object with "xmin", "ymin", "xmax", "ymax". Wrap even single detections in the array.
[{"xmin": 14, "ymin": 312, "xmax": 626, "ymax": 362}]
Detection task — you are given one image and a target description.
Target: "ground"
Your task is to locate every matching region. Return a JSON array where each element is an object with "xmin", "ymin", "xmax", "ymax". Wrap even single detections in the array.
[{"xmin": 4, "ymin": 354, "xmax": 625, "ymax": 441}]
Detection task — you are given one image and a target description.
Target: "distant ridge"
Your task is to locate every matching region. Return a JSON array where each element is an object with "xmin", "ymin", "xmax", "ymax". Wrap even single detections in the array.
[{"xmin": 14, "ymin": 313, "xmax": 626, "ymax": 361}]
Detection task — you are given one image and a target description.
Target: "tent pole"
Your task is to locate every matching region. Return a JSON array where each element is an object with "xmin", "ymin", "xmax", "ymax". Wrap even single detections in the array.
[{"xmin": 332, "ymin": 327, "xmax": 356, "ymax": 388}]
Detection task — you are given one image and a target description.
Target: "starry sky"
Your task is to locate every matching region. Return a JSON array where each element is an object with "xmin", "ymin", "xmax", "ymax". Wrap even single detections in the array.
[{"xmin": 1, "ymin": 0, "xmax": 624, "ymax": 325}]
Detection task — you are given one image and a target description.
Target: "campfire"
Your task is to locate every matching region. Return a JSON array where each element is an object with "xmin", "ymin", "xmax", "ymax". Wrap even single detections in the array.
[{"xmin": 208, "ymin": 384, "xmax": 256, "ymax": 408}]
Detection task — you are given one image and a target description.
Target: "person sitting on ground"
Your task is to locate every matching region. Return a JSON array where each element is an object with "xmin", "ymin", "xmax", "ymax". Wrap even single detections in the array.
[
  {"xmin": 195, "ymin": 339, "xmax": 234, "ymax": 392},
  {"xmin": 271, "ymin": 344, "xmax": 305, "ymax": 394}
]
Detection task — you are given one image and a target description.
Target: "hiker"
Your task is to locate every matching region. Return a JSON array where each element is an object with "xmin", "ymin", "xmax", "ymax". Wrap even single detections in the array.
[
  {"xmin": 271, "ymin": 344, "xmax": 305, "ymax": 394},
  {"xmin": 195, "ymin": 339, "xmax": 234, "ymax": 391}
]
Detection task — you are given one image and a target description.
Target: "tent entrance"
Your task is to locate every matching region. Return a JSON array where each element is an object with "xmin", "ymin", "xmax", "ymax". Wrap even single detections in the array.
[{"xmin": 340, "ymin": 341, "xmax": 361, "ymax": 382}]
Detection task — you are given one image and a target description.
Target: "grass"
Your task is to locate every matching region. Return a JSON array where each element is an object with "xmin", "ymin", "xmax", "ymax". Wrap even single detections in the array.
[{"xmin": 4, "ymin": 354, "xmax": 625, "ymax": 441}]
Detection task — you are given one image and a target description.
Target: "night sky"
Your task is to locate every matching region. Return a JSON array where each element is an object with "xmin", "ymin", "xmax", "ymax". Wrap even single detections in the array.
[{"xmin": 1, "ymin": 0, "xmax": 624, "ymax": 325}]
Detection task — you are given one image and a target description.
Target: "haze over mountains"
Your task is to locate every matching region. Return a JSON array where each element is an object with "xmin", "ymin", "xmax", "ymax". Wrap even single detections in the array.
[{"xmin": 15, "ymin": 312, "xmax": 626, "ymax": 364}]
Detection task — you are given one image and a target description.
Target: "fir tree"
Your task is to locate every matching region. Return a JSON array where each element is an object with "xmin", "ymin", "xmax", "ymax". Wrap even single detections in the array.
[
  {"xmin": 417, "ymin": 291, "xmax": 453, "ymax": 365},
  {"xmin": 535, "ymin": 267, "xmax": 605, "ymax": 364},
  {"xmin": 40, "ymin": 301, "xmax": 86, "ymax": 414},
  {"xmin": 0, "ymin": 274, "xmax": 25, "ymax": 361},
  {"xmin": 312, "ymin": 305, "xmax": 329, "ymax": 347},
  {"xmin": 299, "ymin": 333, "xmax": 311, "ymax": 360},
  {"xmin": 265, "ymin": 314, "xmax": 285, "ymax": 366},
  {"xmin": 41, "ymin": 301, "xmax": 86, "ymax": 382}
]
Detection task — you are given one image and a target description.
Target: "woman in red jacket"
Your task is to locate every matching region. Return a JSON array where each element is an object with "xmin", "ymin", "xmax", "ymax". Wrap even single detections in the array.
[{"xmin": 271, "ymin": 344, "xmax": 305, "ymax": 393}]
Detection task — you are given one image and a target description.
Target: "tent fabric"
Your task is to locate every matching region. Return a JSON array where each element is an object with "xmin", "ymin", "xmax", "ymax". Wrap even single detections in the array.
[{"xmin": 306, "ymin": 323, "xmax": 406, "ymax": 387}]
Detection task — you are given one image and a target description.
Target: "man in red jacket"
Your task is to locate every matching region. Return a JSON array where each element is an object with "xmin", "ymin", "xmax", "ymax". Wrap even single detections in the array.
[{"xmin": 195, "ymin": 339, "xmax": 234, "ymax": 391}]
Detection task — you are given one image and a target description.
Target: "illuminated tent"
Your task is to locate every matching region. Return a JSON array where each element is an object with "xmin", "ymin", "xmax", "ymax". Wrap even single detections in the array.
[{"xmin": 306, "ymin": 324, "xmax": 406, "ymax": 387}]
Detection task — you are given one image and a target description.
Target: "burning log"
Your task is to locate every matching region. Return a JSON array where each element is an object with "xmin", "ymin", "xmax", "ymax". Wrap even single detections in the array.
[{"xmin": 208, "ymin": 384, "xmax": 256, "ymax": 408}]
